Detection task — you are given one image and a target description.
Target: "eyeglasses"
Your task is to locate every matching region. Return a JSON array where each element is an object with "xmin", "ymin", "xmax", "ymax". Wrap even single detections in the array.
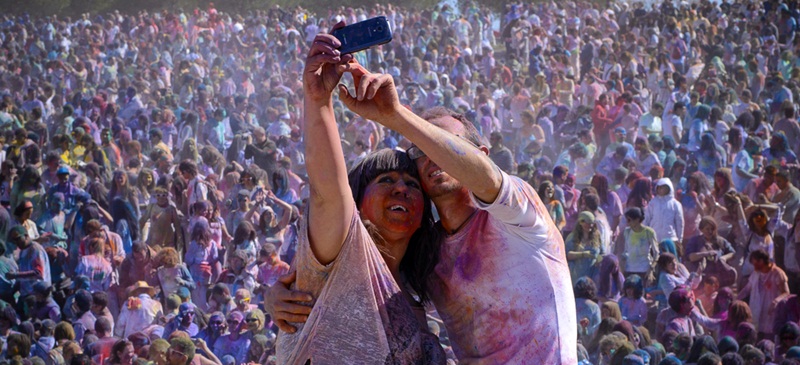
[
  {"xmin": 245, "ymin": 318, "xmax": 259, "ymax": 323},
  {"xmin": 184, "ymin": 311, "xmax": 195, "ymax": 316},
  {"xmin": 210, "ymin": 320, "xmax": 223, "ymax": 325},
  {"xmin": 227, "ymin": 320, "xmax": 240, "ymax": 325},
  {"xmin": 237, "ymin": 196, "xmax": 248, "ymax": 201},
  {"xmin": 155, "ymin": 193, "xmax": 168, "ymax": 198}
]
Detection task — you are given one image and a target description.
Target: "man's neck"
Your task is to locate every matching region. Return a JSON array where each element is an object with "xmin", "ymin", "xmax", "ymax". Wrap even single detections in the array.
[{"xmin": 433, "ymin": 189, "xmax": 479, "ymax": 234}]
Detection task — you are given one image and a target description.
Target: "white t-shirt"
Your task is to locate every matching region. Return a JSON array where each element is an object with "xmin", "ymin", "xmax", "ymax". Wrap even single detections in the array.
[
  {"xmin": 428, "ymin": 172, "xmax": 578, "ymax": 364},
  {"xmin": 662, "ymin": 114, "xmax": 683, "ymax": 141}
]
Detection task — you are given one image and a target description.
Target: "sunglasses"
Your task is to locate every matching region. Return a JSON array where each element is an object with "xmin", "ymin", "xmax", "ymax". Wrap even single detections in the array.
[
  {"xmin": 210, "ymin": 320, "xmax": 223, "ymax": 325},
  {"xmin": 237, "ymin": 196, "xmax": 248, "ymax": 201},
  {"xmin": 245, "ymin": 318, "xmax": 259, "ymax": 323},
  {"xmin": 227, "ymin": 320, "xmax": 240, "ymax": 325},
  {"xmin": 155, "ymin": 193, "xmax": 168, "ymax": 198}
]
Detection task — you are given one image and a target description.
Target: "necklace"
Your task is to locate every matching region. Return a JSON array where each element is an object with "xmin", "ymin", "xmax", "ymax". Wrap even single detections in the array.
[{"xmin": 448, "ymin": 208, "xmax": 479, "ymax": 235}]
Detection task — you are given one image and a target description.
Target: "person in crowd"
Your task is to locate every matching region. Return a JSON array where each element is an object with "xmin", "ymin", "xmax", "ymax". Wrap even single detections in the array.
[
  {"xmin": 5, "ymin": 2, "xmax": 800, "ymax": 364},
  {"xmin": 738, "ymin": 249, "xmax": 790, "ymax": 340}
]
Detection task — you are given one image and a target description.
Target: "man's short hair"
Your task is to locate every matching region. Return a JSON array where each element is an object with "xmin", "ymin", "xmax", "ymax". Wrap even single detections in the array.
[
  {"xmin": 95, "ymin": 317, "xmax": 113, "ymax": 334},
  {"xmin": 178, "ymin": 160, "xmax": 198, "ymax": 176},
  {"xmin": 170, "ymin": 337, "xmax": 196, "ymax": 363},
  {"xmin": 749, "ymin": 249, "xmax": 770, "ymax": 264},
  {"xmin": 420, "ymin": 106, "xmax": 485, "ymax": 148}
]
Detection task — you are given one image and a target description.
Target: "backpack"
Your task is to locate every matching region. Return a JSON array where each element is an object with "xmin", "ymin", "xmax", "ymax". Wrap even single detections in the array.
[{"xmin": 191, "ymin": 178, "xmax": 221, "ymax": 212}]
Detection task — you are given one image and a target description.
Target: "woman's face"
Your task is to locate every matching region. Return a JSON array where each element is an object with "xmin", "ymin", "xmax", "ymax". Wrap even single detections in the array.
[
  {"xmin": 667, "ymin": 260, "xmax": 677, "ymax": 274},
  {"xmin": 116, "ymin": 173, "xmax": 126, "ymax": 186},
  {"xmin": 579, "ymin": 220, "xmax": 592, "ymax": 233},
  {"xmin": 118, "ymin": 343, "xmax": 135, "ymax": 365},
  {"xmin": 359, "ymin": 171, "xmax": 424, "ymax": 240},
  {"xmin": 701, "ymin": 224, "xmax": 715, "ymax": 240},
  {"xmin": 152, "ymin": 348, "xmax": 168, "ymax": 365},
  {"xmin": 753, "ymin": 213, "xmax": 768, "ymax": 228},
  {"xmin": 144, "ymin": 173, "xmax": 153, "ymax": 186}
]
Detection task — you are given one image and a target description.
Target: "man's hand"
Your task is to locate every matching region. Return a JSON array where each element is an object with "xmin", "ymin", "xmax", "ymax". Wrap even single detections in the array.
[
  {"xmin": 338, "ymin": 62, "xmax": 402, "ymax": 125},
  {"xmin": 264, "ymin": 272, "xmax": 313, "ymax": 333},
  {"xmin": 303, "ymin": 22, "xmax": 352, "ymax": 103}
]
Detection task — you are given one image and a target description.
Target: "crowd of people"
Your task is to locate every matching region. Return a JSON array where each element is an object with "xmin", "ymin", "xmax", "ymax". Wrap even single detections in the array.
[{"xmin": 1, "ymin": 0, "xmax": 800, "ymax": 364}]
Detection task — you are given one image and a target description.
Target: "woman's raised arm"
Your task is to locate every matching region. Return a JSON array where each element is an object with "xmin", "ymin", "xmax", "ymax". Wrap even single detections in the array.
[{"xmin": 304, "ymin": 25, "xmax": 355, "ymax": 265}]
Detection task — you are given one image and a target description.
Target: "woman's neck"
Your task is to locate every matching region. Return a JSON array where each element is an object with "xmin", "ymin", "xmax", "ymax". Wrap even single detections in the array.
[{"xmin": 380, "ymin": 235, "xmax": 411, "ymax": 284}]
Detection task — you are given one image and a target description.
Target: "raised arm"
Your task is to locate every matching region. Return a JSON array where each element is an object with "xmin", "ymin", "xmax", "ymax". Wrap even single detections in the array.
[
  {"xmin": 339, "ymin": 62, "xmax": 502, "ymax": 203},
  {"xmin": 304, "ymin": 26, "xmax": 355, "ymax": 265}
]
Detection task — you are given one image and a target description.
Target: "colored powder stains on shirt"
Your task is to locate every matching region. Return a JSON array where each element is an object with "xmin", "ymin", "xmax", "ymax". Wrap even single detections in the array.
[
  {"xmin": 276, "ymin": 207, "xmax": 445, "ymax": 365},
  {"xmin": 429, "ymin": 172, "xmax": 577, "ymax": 364}
]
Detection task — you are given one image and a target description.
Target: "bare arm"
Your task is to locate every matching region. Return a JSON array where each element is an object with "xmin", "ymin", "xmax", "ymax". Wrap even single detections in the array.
[
  {"xmin": 305, "ymin": 27, "xmax": 354, "ymax": 265},
  {"xmin": 339, "ymin": 62, "xmax": 502, "ymax": 203}
]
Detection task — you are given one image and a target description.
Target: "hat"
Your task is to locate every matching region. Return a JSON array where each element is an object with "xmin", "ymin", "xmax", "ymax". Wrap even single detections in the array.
[
  {"xmin": 787, "ymin": 346, "xmax": 800, "ymax": 359},
  {"xmin": 578, "ymin": 211, "xmax": 595, "ymax": 224},
  {"xmin": 176, "ymin": 287, "xmax": 191, "ymax": 300},
  {"xmin": 614, "ymin": 127, "xmax": 627, "ymax": 134},
  {"xmin": 127, "ymin": 281, "xmax": 157, "ymax": 297},
  {"xmin": 57, "ymin": 166, "xmax": 70, "ymax": 175}
]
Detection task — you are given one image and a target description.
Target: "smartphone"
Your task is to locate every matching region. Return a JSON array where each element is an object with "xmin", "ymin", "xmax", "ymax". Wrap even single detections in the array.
[{"xmin": 331, "ymin": 16, "xmax": 392, "ymax": 55}]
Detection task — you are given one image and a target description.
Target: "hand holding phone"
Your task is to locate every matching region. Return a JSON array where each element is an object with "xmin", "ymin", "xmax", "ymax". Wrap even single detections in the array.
[{"xmin": 331, "ymin": 16, "xmax": 393, "ymax": 55}]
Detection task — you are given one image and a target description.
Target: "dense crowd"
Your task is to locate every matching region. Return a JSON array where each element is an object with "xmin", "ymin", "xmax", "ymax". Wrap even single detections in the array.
[{"xmin": 1, "ymin": 0, "xmax": 800, "ymax": 364}]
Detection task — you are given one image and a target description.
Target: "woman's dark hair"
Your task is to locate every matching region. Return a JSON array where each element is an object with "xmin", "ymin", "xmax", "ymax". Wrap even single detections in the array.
[
  {"xmin": 232, "ymin": 221, "xmax": 257, "ymax": 246},
  {"xmin": 537, "ymin": 181, "xmax": 555, "ymax": 201},
  {"xmin": 111, "ymin": 197, "xmax": 139, "ymax": 242},
  {"xmin": 573, "ymin": 276, "xmax": 597, "ymax": 301},
  {"xmin": 590, "ymin": 174, "xmax": 611, "ymax": 205},
  {"xmin": 109, "ymin": 339, "xmax": 132, "ymax": 364},
  {"xmin": 623, "ymin": 274, "xmax": 644, "ymax": 299},
  {"xmin": 656, "ymin": 252, "xmax": 677, "ymax": 277},
  {"xmin": 627, "ymin": 178, "xmax": 652, "ymax": 209},
  {"xmin": 624, "ymin": 207, "xmax": 645, "ymax": 222},
  {"xmin": 272, "ymin": 167, "xmax": 291, "ymax": 197},
  {"xmin": 686, "ymin": 335, "xmax": 719, "ymax": 363},
  {"xmin": 348, "ymin": 148, "xmax": 441, "ymax": 304},
  {"xmin": 747, "ymin": 208, "xmax": 770, "ymax": 236}
]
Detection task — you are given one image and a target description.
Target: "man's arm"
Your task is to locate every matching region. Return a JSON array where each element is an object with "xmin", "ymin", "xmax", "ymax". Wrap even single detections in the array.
[{"xmin": 339, "ymin": 62, "xmax": 502, "ymax": 203}]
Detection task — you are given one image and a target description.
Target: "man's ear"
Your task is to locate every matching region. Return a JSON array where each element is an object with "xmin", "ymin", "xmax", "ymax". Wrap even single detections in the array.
[{"xmin": 479, "ymin": 146, "xmax": 490, "ymax": 156}]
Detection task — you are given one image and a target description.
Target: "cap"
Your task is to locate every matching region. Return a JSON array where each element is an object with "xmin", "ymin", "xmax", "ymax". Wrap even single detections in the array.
[
  {"xmin": 578, "ymin": 211, "xmax": 595, "ymax": 224},
  {"xmin": 614, "ymin": 127, "xmax": 627, "ymax": 134},
  {"xmin": 238, "ymin": 189, "xmax": 250, "ymax": 197},
  {"xmin": 57, "ymin": 166, "xmax": 70, "ymax": 175},
  {"xmin": 176, "ymin": 287, "xmax": 191, "ymax": 300}
]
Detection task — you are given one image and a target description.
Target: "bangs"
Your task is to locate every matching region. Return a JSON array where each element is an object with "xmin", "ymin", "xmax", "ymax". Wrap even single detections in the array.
[{"xmin": 348, "ymin": 149, "xmax": 420, "ymax": 208}]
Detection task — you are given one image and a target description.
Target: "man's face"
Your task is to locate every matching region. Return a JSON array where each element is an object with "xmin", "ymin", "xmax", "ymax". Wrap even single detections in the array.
[
  {"xmin": 751, "ymin": 258, "xmax": 768, "ymax": 272},
  {"xmin": 777, "ymin": 176, "xmax": 789, "ymax": 190},
  {"xmin": 674, "ymin": 106, "xmax": 685, "ymax": 117},
  {"xmin": 253, "ymin": 130, "xmax": 267, "ymax": 143},
  {"xmin": 413, "ymin": 116, "xmax": 468, "ymax": 199},
  {"xmin": 10, "ymin": 232, "xmax": 30, "ymax": 250},
  {"xmin": 167, "ymin": 347, "xmax": 188, "ymax": 365}
]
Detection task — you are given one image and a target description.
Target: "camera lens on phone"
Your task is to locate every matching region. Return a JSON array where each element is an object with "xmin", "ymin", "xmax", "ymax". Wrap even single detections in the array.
[{"xmin": 376, "ymin": 26, "xmax": 383, "ymax": 32}]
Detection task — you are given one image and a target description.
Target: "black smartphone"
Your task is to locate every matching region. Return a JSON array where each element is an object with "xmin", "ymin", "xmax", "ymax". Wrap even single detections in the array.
[{"xmin": 331, "ymin": 16, "xmax": 393, "ymax": 55}]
